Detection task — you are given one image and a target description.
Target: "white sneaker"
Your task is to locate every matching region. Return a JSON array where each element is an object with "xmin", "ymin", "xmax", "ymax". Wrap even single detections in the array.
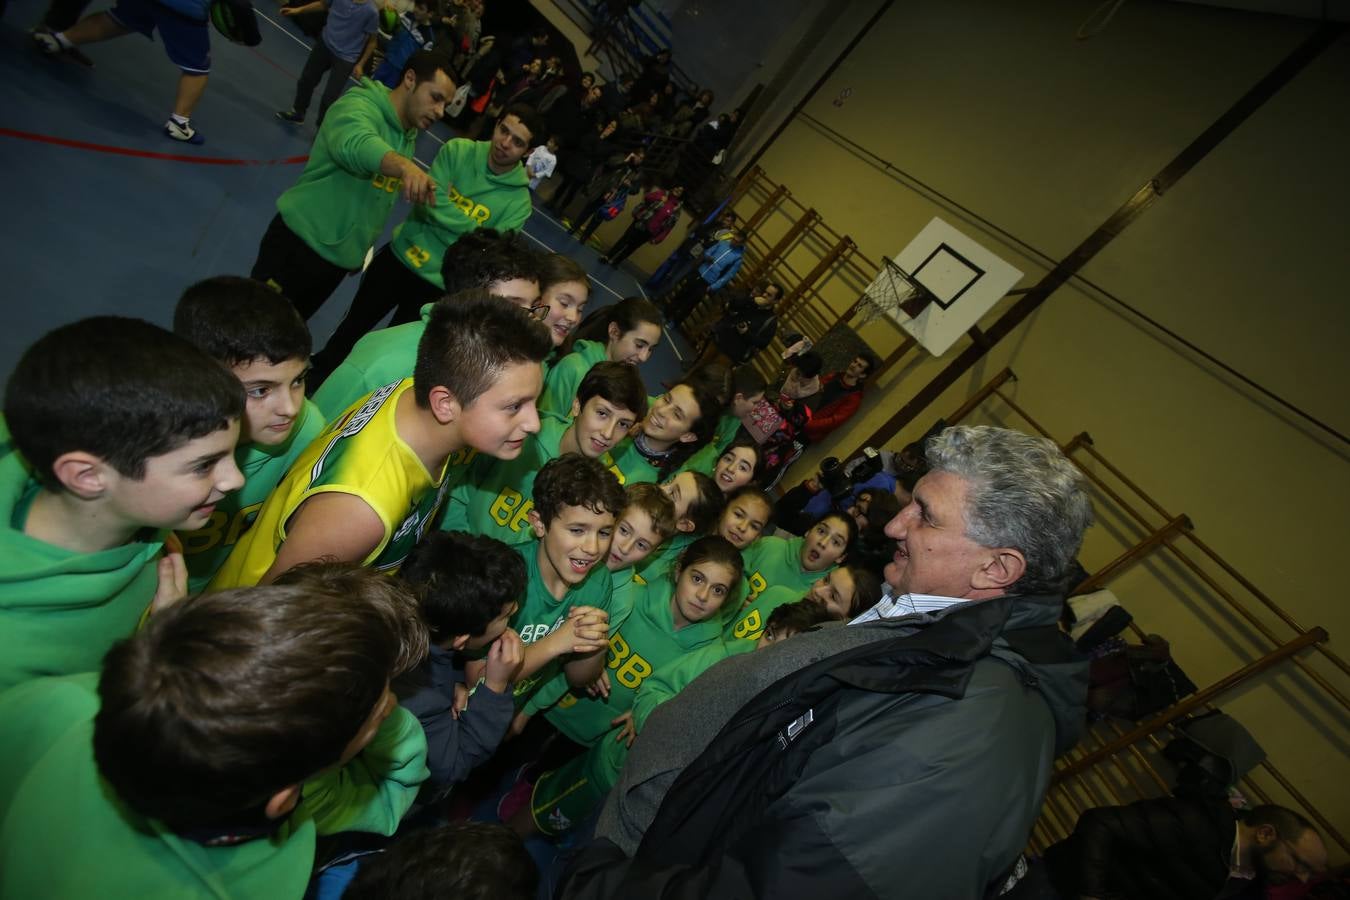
[{"xmin": 165, "ymin": 119, "xmax": 205, "ymax": 145}]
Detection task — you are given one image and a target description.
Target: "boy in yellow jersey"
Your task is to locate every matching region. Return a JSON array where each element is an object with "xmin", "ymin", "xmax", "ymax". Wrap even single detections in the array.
[
  {"xmin": 172, "ymin": 277, "xmax": 327, "ymax": 593},
  {"xmin": 208, "ymin": 292, "xmax": 553, "ymax": 588},
  {"xmin": 439, "ymin": 361, "xmax": 646, "ymax": 544}
]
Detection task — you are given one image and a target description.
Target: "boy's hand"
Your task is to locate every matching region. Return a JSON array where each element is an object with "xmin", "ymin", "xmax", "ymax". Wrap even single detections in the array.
[
  {"xmin": 484, "ymin": 628, "xmax": 524, "ymax": 693},
  {"xmin": 507, "ymin": 710, "xmax": 531, "ymax": 739},
  {"xmin": 611, "ymin": 710, "xmax": 637, "ymax": 747},
  {"xmin": 586, "ymin": 671, "xmax": 612, "ymax": 698},
  {"xmin": 563, "ymin": 606, "xmax": 610, "ymax": 653},
  {"xmin": 352, "ymin": 62, "xmax": 365, "ymax": 79},
  {"xmin": 150, "ymin": 536, "xmax": 188, "ymax": 616},
  {"xmin": 450, "ymin": 682, "xmax": 469, "ymax": 719},
  {"xmin": 463, "ymin": 657, "xmax": 487, "ymax": 687}
]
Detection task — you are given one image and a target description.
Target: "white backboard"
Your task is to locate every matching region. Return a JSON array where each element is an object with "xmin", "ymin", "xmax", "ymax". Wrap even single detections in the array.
[{"xmin": 874, "ymin": 217, "xmax": 1024, "ymax": 356}]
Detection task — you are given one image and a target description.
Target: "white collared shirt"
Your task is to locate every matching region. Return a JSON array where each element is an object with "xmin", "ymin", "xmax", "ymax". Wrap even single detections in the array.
[{"xmin": 849, "ymin": 590, "xmax": 968, "ymax": 625}]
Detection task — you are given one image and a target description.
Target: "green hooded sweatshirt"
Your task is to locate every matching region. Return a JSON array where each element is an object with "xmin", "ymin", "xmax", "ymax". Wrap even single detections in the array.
[
  {"xmin": 277, "ymin": 78, "xmax": 417, "ymax": 270},
  {"xmin": 312, "ymin": 305, "xmax": 431, "ymax": 422},
  {"xmin": 390, "ymin": 139, "xmax": 532, "ymax": 290},
  {"xmin": 0, "ymin": 673, "xmax": 428, "ymax": 899},
  {"xmin": 0, "ymin": 450, "xmax": 163, "ymax": 691},
  {"xmin": 180, "ymin": 399, "xmax": 326, "ymax": 594},
  {"xmin": 537, "ymin": 339, "xmax": 607, "ymax": 418}
]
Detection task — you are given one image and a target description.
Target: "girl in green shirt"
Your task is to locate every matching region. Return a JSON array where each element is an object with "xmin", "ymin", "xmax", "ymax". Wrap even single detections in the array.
[
  {"xmin": 507, "ymin": 536, "xmax": 744, "ymax": 837},
  {"xmin": 538, "ymin": 298, "xmax": 663, "ymax": 416},
  {"xmin": 727, "ymin": 561, "xmax": 884, "ymax": 644}
]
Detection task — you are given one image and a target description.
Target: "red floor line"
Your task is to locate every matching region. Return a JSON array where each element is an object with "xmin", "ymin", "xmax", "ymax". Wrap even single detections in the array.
[{"xmin": 0, "ymin": 127, "xmax": 308, "ymax": 166}]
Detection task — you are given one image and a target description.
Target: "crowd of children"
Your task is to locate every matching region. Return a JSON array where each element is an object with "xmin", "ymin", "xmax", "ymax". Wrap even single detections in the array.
[{"xmin": 2, "ymin": 16, "xmax": 907, "ymax": 900}]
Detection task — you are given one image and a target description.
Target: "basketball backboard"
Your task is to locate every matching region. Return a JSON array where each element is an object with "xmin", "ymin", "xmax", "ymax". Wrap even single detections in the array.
[{"xmin": 864, "ymin": 217, "xmax": 1024, "ymax": 356}]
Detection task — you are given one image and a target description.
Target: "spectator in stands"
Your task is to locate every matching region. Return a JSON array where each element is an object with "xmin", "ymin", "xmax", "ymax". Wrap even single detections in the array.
[
  {"xmin": 683, "ymin": 283, "xmax": 781, "ymax": 384},
  {"xmin": 599, "ymin": 73, "xmax": 635, "ymax": 120},
  {"xmin": 545, "ymin": 76, "xmax": 602, "ymax": 149},
  {"xmin": 803, "ymin": 353, "xmax": 877, "ymax": 443},
  {"xmin": 563, "ymin": 425, "xmax": 1095, "ymax": 899},
  {"xmin": 601, "ymin": 185, "xmax": 684, "ymax": 268},
  {"xmin": 1043, "ymin": 798, "xmax": 1328, "ymax": 900},
  {"xmin": 663, "ymin": 230, "xmax": 746, "ymax": 329},
  {"xmin": 670, "ymin": 88, "xmax": 714, "ymax": 138},
  {"xmin": 646, "ymin": 208, "xmax": 736, "ymax": 291},
  {"xmin": 632, "ymin": 47, "xmax": 672, "ymax": 99},
  {"xmin": 548, "ymin": 117, "xmax": 618, "ymax": 217}
]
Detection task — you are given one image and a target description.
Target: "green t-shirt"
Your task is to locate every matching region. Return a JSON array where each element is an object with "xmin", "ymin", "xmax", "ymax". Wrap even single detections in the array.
[
  {"xmin": 180, "ymin": 399, "xmax": 327, "ymax": 593},
  {"xmin": 0, "ymin": 673, "xmax": 428, "ymax": 899},
  {"xmin": 0, "ymin": 451, "xmax": 164, "ymax": 691},
  {"xmin": 276, "ymin": 79, "xmax": 417, "ymax": 270},
  {"xmin": 725, "ymin": 583, "xmax": 807, "ymax": 645},
  {"xmin": 510, "ymin": 539, "xmax": 614, "ymax": 706},
  {"xmin": 391, "ymin": 139, "xmax": 533, "ymax": 290},
  {"xmin": 632, "ymin": 531, "xmax": 693, "ymax": 583},
  {"xmin": 537, "ymin": 340, "xmax": 607, "ymax": 418},
  {"xmin": 439, "ymin": 414, "xmax": 568, "ymax": 543},
  {"xmin": 678, "ymin": 411, "xmax": 742, "ymax": 478},
  {"xmin": 602, "ymin": 436, "xmax": 663, "ymax": 487},
  {"xmin": 544, "ymin": 575, "xmax": 723, "ymax": 747},
  {"xmin": 723, "ymin": 535, "xmax": 831, "ymax": 642},
  {"xmin": 312, "ymin": 305, "xmax": 431, "ymax": 422}
]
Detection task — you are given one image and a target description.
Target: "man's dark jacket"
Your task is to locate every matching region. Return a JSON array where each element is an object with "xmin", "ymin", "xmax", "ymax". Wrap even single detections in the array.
[{"xmin": 559, "ymin": 593, "xmax": 1089, "ymax": 899}]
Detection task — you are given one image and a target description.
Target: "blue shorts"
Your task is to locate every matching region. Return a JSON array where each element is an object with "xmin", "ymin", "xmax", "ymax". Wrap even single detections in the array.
[{"xmin": 108, "ymin": 0, "xmax": 211, "ymax": 73}]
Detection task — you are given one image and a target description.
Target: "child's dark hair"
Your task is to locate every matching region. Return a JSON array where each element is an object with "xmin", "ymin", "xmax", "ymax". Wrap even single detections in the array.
[
  {"xmin": 539, "ymin": 253, "xmax": 589, "ymax": 292},
  {"xmin": 565, "ymin": 297, "xmax": 662, "ymax": 354},
  {"xmin": 683, "ymin": 361, "xmax": 732, "ymax": 406},
  {"xmin": 94, "ymin": 571, "xmax": 423, "ymax": 831},
  {"xmin": 498, "ymin": 102, "xmax": 546, "ymax": 148},
  {"xmin": 415, "ymin": 289, "xmax": 552, "ymax": 408},
  {"xmin": 730, "ymin": 364, "xmax": 766, "ymax": 400},
  {"xmin": 682, "ymin": 470, "xmax": 725, "ymax": 533},
  {"xmin": 405, "ymin": 49, "xmax": 454, "ymax": 85},
  {"xmin": 856, "ymin": 487, "xmax": 901, "ymax": 528},
  {"xmin": 533, "ymin": 453, "xmax": 625, "ymax": 526},
  {"xmin": 4, "ymin": 317, "xmax": 245, "ymax": 489},
  {"xmin": 440, "ymin": 229, "xmax": 543, "ymax": 297},
  {"xmin": 576, "ymin": 361, "xmax": 648, "ymax": 422},
  {"xmin": 837, "ymin": 563, "xmax": 885, "ymax": 618},
  {"xmin": 174, "ymin": 275, "xmax": 312, "ymax": 367},
  {"xmin": 657, "ymin": 379, "xmax": 725, "ymax": 476},
  {"xmin": 401, "ymin": 532, "xmax": 526, "ymax": 641},
  {"xmin": 623, "ymin": 482, "xmax": 677, "ymax": 540},
  {"xmin": 725, "ymin": 484, "xmax": 774, "ymax": 520},
  {"xmin": 766, "ymin": 597, "xmax": 834, "ymax": 636},
  {"xmin": 345, "ymin": 823, "xmax": 537, "ymax": 900},
  {"xmin": 719, "ymin": 436, "xmax": 766, "ymax": 487},
  {"xmin": 676, "ymin": 534, "xmax": 744, "ymax": 584}
]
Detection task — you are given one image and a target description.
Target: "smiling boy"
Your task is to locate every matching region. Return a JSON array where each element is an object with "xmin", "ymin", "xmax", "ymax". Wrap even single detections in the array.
[
  {"xmin": 440, "ymin": 362, "xmax": 646, "ymax": 544},
  {"xmin": 173, "ymin": 277, "xmax": 328, "ymax": 593},
  {"xmin": 604, "ymin": 380, "xmax": 722, "ymax": 485},
  {"xmin": 208, "ymin": 293, "xmax": 552, "ymax": 588},
  {"xmin": 1, "ymin": 318, "xmax": 245, "ymax": 689},
  {"xmin": 507, "ymin": 455, "xmax": 625, "ymax": 706}
]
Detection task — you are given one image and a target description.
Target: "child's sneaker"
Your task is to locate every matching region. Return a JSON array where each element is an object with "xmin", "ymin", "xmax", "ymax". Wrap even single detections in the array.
[
  {"xmin": 495, "ymin": 764, "xmax": 538, "ymax": 824},
  {"xmin": 275, "ymin": 108, "xmax": 305, "ymax": 123},
  {"xmin": 164, "ymin": 118, "xmax": 205, "ymax": 145}
]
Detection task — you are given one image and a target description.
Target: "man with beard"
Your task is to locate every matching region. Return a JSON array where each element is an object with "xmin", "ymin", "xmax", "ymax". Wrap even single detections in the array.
[{"xmin": 1042, "ymin": 798, "xmax": 1327, "ymax": 899}]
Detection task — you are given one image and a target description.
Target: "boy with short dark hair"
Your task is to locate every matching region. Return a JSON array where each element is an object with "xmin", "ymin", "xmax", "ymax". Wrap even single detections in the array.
[
  {"xmin": 341, "ymin": 822, "xmax": 536, "ymax": 900},
  {"xmin": 251, "ymin": 50, "xmax": 456, "ymax": 320},
  {"xmin": 311, "ymin": 229, "xmax": 544, "ymax": 418},
  {"xmin": 440, "ymin": 361, "xmax": 647, "ymax": 543},
  {"xmin": 209, "ymin": 292, "xmax": 553, "ymax": 589},
  {"xmin": 0, "ymin": 317, "xmax": 245, "ymax": 689},
  {"xmin": 173, "ymin": 276, "xmax": 327, "ymax": 593},
  {"xmin": 507, "ymin": 454, "xmax": 624, "ymax": 706},
  {"xmin": 0, "ymin": 565, "xmax": 430, "ymax": 898},
  {"xmin": 396, "ymin": 531, "xmax": 526, "ymax": 787},
  {"xmin": 680, "ymin": 364, "xmax": 764, "ymax": 477}
]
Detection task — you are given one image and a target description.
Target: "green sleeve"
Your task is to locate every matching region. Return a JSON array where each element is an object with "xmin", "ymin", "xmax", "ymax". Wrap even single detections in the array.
[
  {"xmin": 302, "ymin": 705, "xmax": 429, "ymax": 836},
  {"xmin": 313, "ymin": 359, "xmax": 373, "ymax": 422},
  {"xmin": 537, "ymin": 343, "xmax": 596, "ymax": 417},
  {"xmin": 322, "ymin": 96, "xmax": 399, "ymax": 177}
]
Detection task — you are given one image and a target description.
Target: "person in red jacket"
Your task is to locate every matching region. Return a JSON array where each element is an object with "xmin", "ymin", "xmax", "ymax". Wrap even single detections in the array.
[
  {"xmin": 601, "ymin": 185, "xmax": 684, "ymax": 268},
  {"xmin": 804, "ymin": 353, "xmax": 875, "ymax": 444}
]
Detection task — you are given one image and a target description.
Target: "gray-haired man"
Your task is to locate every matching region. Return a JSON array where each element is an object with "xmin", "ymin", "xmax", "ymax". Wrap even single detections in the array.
[{"xmin": 560, "ymin": 425, "xmax": 1095, "ymax": 900}]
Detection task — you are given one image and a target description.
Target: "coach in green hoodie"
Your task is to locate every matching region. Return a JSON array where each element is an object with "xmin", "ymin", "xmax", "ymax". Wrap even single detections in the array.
[
  {"xmin": 250, "ymin": 50, "xmax": 455, "ymax": 321},
  {"xmin": 334, "ymin": 102, "xmax": 543, "ymax": 330}
]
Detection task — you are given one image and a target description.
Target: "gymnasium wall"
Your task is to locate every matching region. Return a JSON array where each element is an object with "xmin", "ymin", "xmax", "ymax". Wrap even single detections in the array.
[{"xmin": 733, "ymin": 0, "xmax": 1350, "ymax": 848}]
